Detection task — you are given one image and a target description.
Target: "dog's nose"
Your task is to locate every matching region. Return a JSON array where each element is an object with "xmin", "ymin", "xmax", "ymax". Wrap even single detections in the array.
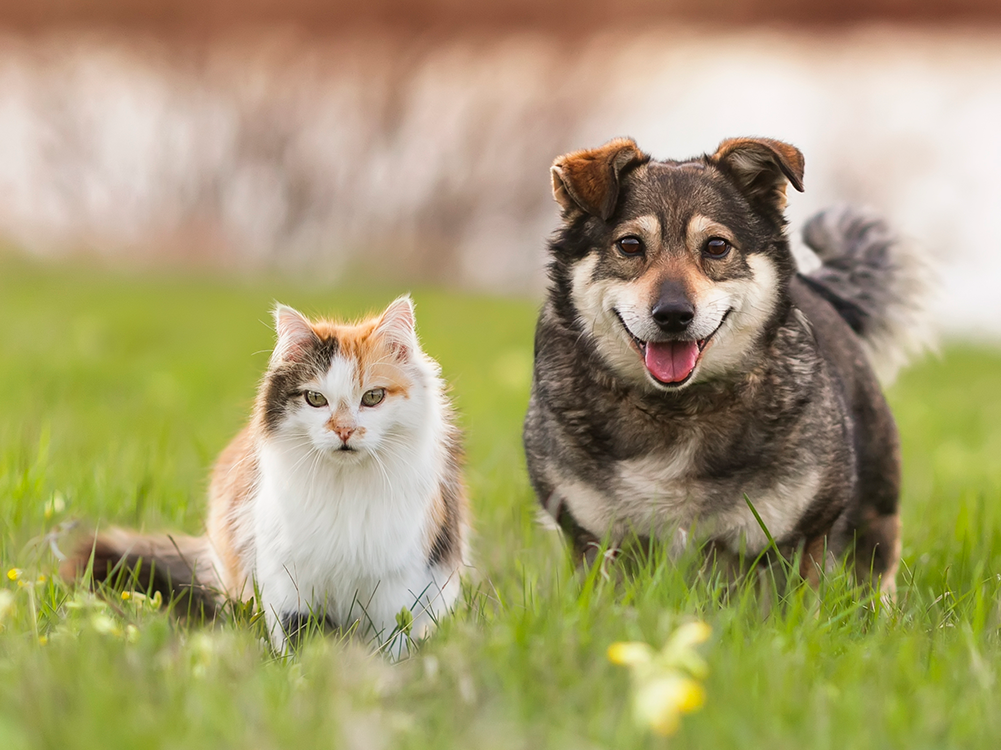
[{"xmin": 651, "ymin": 300, "xmax": 695, "ymax": 333}]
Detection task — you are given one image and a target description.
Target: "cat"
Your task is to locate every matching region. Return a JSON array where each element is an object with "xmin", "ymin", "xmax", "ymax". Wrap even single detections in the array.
[{"xmin": 65, "ymin": 296, "xmax": 468, "ymax": 656}]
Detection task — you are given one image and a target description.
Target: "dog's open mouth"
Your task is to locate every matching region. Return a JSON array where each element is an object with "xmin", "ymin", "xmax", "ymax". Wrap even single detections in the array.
[{"xmin": 615, "ymin": 310, "xmax": 731, "ymax": 386}]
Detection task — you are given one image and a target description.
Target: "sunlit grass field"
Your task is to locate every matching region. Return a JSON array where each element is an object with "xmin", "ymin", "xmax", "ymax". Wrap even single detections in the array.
[{"xmin": 1, "ymin": 254, "xmax": 1000, "ymax": 749}]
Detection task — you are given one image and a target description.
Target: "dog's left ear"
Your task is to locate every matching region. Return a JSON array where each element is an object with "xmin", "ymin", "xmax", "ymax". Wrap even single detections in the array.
[
  {"xmin": 709, "ymin": 137, "xmax": 805, "ymax": 212},
  {"xmin": 551, "ymin": 138, "xmax": 649, "ymax": 221}
]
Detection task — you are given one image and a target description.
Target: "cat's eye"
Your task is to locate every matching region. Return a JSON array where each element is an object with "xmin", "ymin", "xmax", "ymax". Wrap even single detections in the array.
[
  {"xmin": 303, "ymin": 390, "xmax": 328, "ymax": 408},
  {"xmin": 361, "ymin": 388, "xmax": 386, "ymax": 407},
  {"xmin": 704, "ymin": 237, "xmax": 732, "ymax": 259}
]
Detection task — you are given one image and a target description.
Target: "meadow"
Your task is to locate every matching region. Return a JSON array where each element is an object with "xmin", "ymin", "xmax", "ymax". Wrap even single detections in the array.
[{"xmin": 1, "ymin": 253, "xmax": 1000, "ymax": 749}]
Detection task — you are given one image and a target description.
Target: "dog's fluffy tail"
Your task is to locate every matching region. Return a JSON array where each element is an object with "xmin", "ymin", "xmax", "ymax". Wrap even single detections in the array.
[
  {"xmin": 61, "ymin": 528, "xmax": 222, "ymax": 618},
  {"xmin": 800, "ymin": 205, "xmax": 935, "ymax": 383}
]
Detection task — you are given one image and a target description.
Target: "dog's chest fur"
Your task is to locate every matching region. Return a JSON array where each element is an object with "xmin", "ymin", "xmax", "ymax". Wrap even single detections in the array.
[{"xmin": 526, "ymin": 302, "xmax": 851, "ymax": 556}]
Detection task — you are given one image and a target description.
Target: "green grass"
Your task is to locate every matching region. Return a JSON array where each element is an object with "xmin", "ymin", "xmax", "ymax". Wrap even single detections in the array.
[{"xmin": 1, "ymin": 253, "xmax": 1000, "ymax": 749}]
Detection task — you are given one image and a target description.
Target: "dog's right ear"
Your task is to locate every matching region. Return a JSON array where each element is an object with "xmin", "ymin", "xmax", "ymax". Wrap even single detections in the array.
[
  {"xmin": 551, "ymin": 138, "xmax": 649, "ymax": 221},
  {"xmin": 709, "ymin": 137, "xmax": 805, "ymax": 213}
]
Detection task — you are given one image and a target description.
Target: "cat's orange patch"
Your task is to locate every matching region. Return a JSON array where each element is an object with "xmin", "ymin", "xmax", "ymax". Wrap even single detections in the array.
[
  {"xmin": 206, "ymin": 424, "xmax": 258, "ymax": 598},
  {"xmin": 310, "ymin": 317, "xmax": 413, "ymax": 399}
]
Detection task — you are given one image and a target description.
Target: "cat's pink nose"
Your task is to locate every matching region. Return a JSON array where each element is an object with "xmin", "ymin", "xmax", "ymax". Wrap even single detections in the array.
[{"xmin": 333, "ymin": 426, "xmax": 355, "ymax": 443}]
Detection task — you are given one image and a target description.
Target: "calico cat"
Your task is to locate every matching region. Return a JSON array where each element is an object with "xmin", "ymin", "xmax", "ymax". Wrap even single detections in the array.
[{"xmin": 66, "ymin": 296, "xmax": 468, "ymax": 655}]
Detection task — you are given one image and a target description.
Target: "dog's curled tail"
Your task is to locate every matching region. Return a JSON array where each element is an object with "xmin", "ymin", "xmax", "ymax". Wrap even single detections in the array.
[
  {"xmin": 61, "ymin": 528, "xmax": 222, "ymax": 618},
  {"xmin": 801, "ymin": 205, "xmax": 936, "ymax": 383}
]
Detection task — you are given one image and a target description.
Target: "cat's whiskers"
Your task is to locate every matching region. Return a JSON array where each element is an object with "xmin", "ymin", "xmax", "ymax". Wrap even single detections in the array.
[
  {"xmin": 282, "ymin": 438, "xmax": 327, "ymax": 475},
  {"xmin": 367, "ymin": 448, "xmax": 394, "ymax": 492},
  {"xmin": 304, "ymin": 444, "xmax": 326, "ymax": 506},
  {"xmin": 271, "ymin": 432, "xmax": 320, "ymax": 452},
  {"xmin": 377, "ymin": 432, "xmax": 425, "ymax": 462}
]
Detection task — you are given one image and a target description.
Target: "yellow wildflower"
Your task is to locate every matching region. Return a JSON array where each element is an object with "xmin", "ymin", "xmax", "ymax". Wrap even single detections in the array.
[
  {"xmin": 661, "ymin": 621, "xmax": 711, "ymax": 680},
  {"xmin": 607, "ymin": 641, "xmax": 654, "ymax": 667},
  {"xmin": 608, "ymin": 620, "xmax": 712, "ymax": 737},
  {"xmin": 7, "ymin": 568, "xmax": 23, "ymax": 582},
  {"xmin": 668, "ymin": 621, "xmax": 712, "ymax": 650},
  {"xmin": 634, "ymin": 674, "xmax": 706, "ymax": 736}
]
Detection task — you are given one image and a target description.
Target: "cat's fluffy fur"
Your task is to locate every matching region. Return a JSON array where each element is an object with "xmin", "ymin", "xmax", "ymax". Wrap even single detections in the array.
[{"xmin": 66, "ymin": 296, "xmax": 468, "ymax": 655}]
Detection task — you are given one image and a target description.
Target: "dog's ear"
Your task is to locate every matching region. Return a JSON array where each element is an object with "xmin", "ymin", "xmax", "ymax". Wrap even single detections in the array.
[
  {"xmin": 551, "ymin": 138, "xmax": 649, "ymax": 221},
  {"xmin": 709, "ymin": 137, "xmax": 805, "ymax": 212}
]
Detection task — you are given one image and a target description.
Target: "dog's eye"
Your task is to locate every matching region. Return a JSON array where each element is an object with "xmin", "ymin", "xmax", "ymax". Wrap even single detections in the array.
[
  {"xmin": 303, "ymin": 390, "xmax": 328, "ymax": 407},
  {"xmin": 361, "ymin": 388, "xmax": 386, "ymax": 407},
  {"xmin": 704, "ymin": 238, "xmax": 731, "ymax": 259},
  {"xmin": 616, "ymin": 236, "xmax": 644, "ymax": 257}
]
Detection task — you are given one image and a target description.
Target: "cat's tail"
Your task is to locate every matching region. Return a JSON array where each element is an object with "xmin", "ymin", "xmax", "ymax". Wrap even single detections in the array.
[
  {"xmin": 61, "ymin": 527, "xmax": 223, "ymax": 618},
  {"xmin": 800, "ymin": 204, "xmax": 936, "ymax": 383}
]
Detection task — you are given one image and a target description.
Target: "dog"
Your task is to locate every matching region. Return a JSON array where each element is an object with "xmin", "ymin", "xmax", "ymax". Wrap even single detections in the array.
[{"xmin": 523, "ymin": 136, "xmax": 931, "ymax": 595}]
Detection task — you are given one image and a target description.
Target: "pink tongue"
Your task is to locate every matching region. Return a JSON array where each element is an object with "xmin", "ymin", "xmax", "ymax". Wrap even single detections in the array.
[{"xmin": 644, "ymin": 341, "xmax": 700, "ymax": 383}]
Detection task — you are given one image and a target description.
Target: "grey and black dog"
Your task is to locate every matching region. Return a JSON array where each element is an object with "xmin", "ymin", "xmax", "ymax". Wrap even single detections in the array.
[{"xmin": 523, "ymin": 137, "xmax": 931, "ymax": 595}]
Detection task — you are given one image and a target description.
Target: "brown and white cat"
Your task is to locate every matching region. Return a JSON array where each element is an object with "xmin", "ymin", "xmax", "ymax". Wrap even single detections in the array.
[{"xmin": 67, "ymin": 296, "xmax": 468, "ymax": 655}]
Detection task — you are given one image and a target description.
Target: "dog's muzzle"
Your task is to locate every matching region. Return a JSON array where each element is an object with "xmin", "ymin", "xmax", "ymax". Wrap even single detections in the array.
[{"xmin": 614, "ymin": 309, "xmax": 731, "ymax": 386}]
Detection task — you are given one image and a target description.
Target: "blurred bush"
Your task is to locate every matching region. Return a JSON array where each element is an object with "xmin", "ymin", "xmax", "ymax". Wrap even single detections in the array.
[{"xmin": 0, "ymin": 16, "xmax": 999, "ymax": 334}]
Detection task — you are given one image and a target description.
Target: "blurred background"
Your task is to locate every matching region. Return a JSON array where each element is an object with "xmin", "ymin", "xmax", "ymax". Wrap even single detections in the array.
[{"xmin": 2, "ymin": 1, "xmax": 1000, "ymax": 337}]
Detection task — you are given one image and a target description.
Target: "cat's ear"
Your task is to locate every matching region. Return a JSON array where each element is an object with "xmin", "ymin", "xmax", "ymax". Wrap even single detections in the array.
[
  {"xmin": 271, "ymin": 304, "xmax": 317, "ymax": 364},
  {"xmin": 375, "ymin": 295, "xmax": 417, "ymax": 360}
]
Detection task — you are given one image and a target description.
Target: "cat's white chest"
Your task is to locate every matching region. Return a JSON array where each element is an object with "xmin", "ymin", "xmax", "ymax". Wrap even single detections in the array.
[
  {"xmin": 255, "ymin": 441, "xmax": 433, "ymax": 573},
  {"xmin": 251, "ymin": 440, "xmax": 441, "ymax": 643}
]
